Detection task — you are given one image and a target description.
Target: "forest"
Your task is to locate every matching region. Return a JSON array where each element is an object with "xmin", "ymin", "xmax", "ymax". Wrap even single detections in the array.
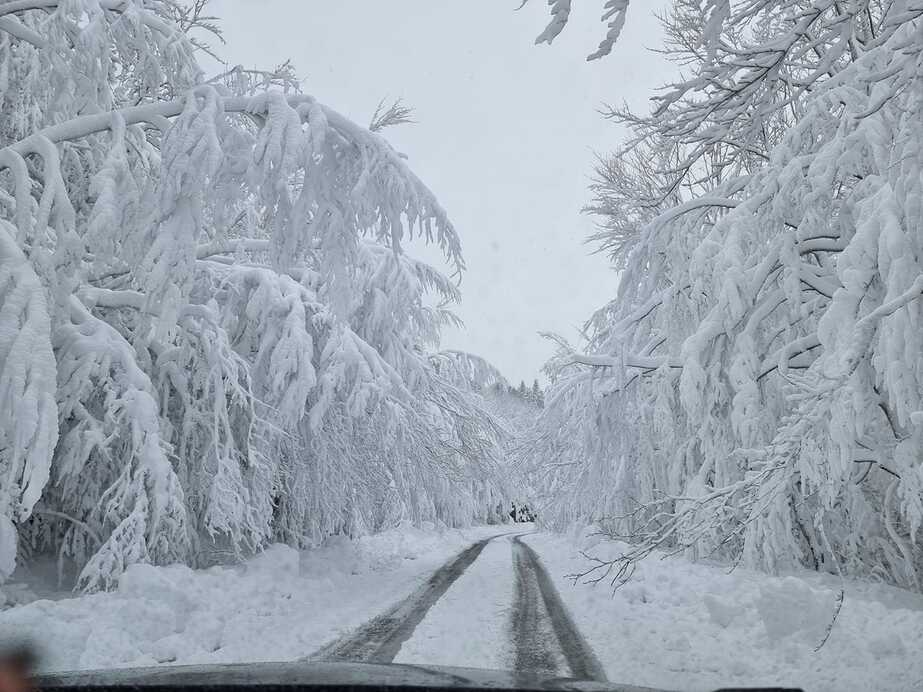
[{"xmin": 0, "ymin": 0, "xmax": 922, "ymax": 604}]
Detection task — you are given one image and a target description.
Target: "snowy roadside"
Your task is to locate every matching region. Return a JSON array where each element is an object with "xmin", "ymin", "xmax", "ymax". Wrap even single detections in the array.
[
  {"xmin": 0, "ymin": 524, "xmax": 513, "ymax": 673},
  {"xmin": 523, "ymin": 530, "xmax": 923, "ymax": 692}
]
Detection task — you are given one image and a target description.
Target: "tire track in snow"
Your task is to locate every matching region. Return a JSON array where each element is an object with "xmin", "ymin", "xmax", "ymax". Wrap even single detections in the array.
[
  {"xmin": 306, "ymin": 533, "xmax": 502, "ymax": 663},
  {"xmin": 512, "ymin": 534, "xmax": 607, "ymax": 682},
  {"xmin": 394, "ymin": 534, "xmax": 517, "ymax": 670},
  {"xmin": 511, "ymin": 535, "xmax": 560, "ymax": 678}
]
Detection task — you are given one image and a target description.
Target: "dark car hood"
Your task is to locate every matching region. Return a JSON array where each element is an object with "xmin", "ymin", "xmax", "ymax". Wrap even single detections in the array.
[{"xmin": 36, "ymin": 660, "xmax": 664, "ymax": 692}]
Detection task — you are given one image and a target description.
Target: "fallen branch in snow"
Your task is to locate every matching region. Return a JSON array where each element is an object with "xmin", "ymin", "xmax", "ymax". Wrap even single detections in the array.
[{"xmin": 814, "ymin": 588, "xmax": 845, "ymax": 651}]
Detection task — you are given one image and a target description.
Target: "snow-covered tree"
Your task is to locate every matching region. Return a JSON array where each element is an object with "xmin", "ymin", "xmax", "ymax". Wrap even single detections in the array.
[
  {"xmin": 0, "ymin": 0, "xmax": 504, "ymax": 590},
  {"xmin": 528, "ymin": 0, "xmax": 630, "ymax": 61},
  {"xmin": 531, "ymin": 1, "xmax": 923, "ymax": 590}
]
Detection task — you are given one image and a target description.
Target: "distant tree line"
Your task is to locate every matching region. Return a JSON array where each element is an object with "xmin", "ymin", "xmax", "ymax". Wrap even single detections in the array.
[{"xmin": 489, "ymin": 380, "xmax": 544, "ymax": 409}]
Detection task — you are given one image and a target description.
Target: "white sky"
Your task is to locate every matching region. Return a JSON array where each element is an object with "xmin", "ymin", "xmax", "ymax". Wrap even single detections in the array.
[{"xmin": 208, "ymin": 0, "xmax": 674, "ymax": 385}]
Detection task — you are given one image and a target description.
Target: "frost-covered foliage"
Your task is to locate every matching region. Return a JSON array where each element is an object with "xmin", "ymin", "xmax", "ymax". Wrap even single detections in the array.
[
  {"xmin": 531, "ymin": 1, "xmax": 923, "ymax": 590},
  {"xmin": 527, "ymin": 0, "xmax": 630, "ymax": 60},
  {"xmin": 477, "ymin": 379, "xmax": 543, "ymax": 516},
  {"xmin": 0, "ymin": 221, "xmax": 57, "ymax": 580},
  {"xmin": 0, "ymin": 0, "xmax": 504, "ymax": 590}
]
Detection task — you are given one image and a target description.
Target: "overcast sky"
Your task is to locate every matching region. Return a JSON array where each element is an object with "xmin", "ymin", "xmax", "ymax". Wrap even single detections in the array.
[{"xmin": 208, "ymin": 0, "xmax": 673, "ymax": 385}]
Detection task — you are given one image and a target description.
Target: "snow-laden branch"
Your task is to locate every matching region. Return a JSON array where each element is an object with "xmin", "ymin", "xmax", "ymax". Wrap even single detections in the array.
[
  {"xmin": 0, "ymin": 0, "xmax": 180, "ymax": 38},
  {"xmin": 647, "ymin": 196, "xmax": 740, "ymax": 230},
  {"xmin": 0, "ymin": 221, "xmax": 57, "ymax": 548},
  {"xmin": 195, "ymin": 238, "xmax": 271, "ymax": 259},
  {"xmin": 0, "ymin": 16, "xmax": 44, "ymax": 47},
  {"xmin": 758, "ymin": 334, "xmax": 822, "ymax": 380},
  {"xmin": 529, "ymin": 0, "xmax": 630, "ymax": 61},
  {"xmin": 4, "ymin": 94, "xmax": 294, "ymax": 153},
  {"xmin": 564, "ymin": 350, "xmax": 680, "ymax": 371}
]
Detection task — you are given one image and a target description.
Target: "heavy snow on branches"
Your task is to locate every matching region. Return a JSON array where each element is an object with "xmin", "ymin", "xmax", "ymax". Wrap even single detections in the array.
[
  {"xmin": 0, "ymin": 0, "xmax": 508, "ymax": 590},
  {"xmin": 528, "ymin": 1, "xmax": 923, "ymax": 590}
]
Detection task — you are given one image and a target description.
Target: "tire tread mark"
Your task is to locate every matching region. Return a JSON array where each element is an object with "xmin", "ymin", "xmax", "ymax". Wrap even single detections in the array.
[
  {"xmin": 307, "ymin": 536, "xmax": 495, "ymax": 663},
  {"xmin": 513, "ymin": 535, "xmax": 608, "ymax": 682},
  {"xmin": 511, "ymin": 538, "xmax": 558, "ymax": 678}
]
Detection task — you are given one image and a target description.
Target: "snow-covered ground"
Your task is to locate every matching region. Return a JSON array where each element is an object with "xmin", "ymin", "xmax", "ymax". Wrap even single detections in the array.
[
  {"xmin": 0, "ymin": 524, "xmax": 512, "ymax": 672},
  {"xmin": 524, "ymin": 530, "xmax": 923, "ymax": 692},
  {"xmin": 395, "ymin": 533, "xmax": 517, "ymax": 670},
  {"xmin": 4, "ymin": 524, "xmax": 922, "ymax": 692}
]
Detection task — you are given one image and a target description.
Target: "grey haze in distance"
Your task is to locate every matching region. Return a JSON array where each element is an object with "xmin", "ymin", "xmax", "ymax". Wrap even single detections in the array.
[{"xmin": 208, "ymin": 0, "xmax": 673, "ymax": 385}]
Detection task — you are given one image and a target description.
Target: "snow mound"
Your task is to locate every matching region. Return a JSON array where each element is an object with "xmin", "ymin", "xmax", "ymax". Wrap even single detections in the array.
[
  {"xmin": 755, "ymin": 577, "xmax": 838, "ymax": 642},
  {"xmin": 356, "ymin": 522, "xmax": 454, "ymax": 569},
  {"xmin": 524, "ymin": 532, "xmax": 923, "ymax": 692}
]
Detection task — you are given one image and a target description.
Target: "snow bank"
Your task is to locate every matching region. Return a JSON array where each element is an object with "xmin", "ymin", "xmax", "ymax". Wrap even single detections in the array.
[
  {"xmin": 0, "ymin": 524, "xmax": 507, "ymax": 673},
  {"xmin": 524, "ymin": 531, "xmax": 923, "ymax": 692}
]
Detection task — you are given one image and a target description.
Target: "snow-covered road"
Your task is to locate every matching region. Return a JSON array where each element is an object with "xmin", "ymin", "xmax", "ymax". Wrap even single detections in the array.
[
  {"xmin": 7, "ymin": 524, "xmax": 923, "ymax": 691},
  {"xmin": 307, "ymin": 529, "xmax": 606, "ymax": 681},
  {"xmin": 510, "ymin": 535, "xmax": 606, "ymax": 681},
  {"xmin": 395, "ymin": 532, "xmax": 516, "ymax": 670}
]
